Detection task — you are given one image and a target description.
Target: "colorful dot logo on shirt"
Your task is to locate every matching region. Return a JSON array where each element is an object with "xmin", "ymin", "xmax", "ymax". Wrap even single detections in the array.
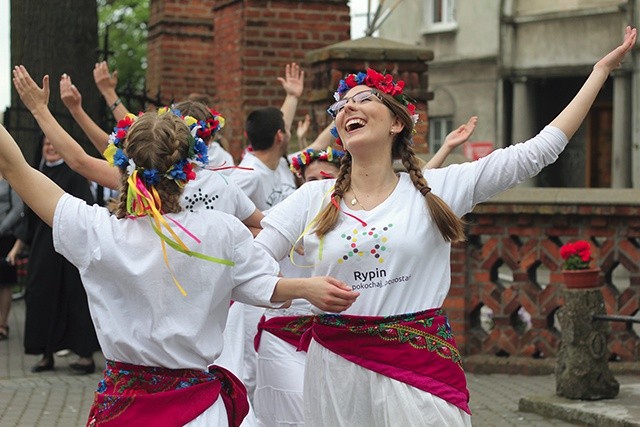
[
  {"xmin": 337, "ymin": 224, "xmax": 392, "ymax": 264},
  {"xmin": 183, "ymin": 188, "xmax": 219, "ymax": 212}
]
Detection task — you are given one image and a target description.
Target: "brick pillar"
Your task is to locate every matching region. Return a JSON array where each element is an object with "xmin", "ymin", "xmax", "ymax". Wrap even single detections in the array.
[
  {"xmin": 149, "ymin": 0, "xmax": 350, "ymax": 161},
  {"xmin": 305, "ymin": 37, "xmax": 434, "ymax": 152},
  {"xmin": 212, "ymin": 0, "xmax": 351, "ymax": 161},
  {"xmin": 147, "ymin": 0, "xmax": 215, "ymax": 103}
]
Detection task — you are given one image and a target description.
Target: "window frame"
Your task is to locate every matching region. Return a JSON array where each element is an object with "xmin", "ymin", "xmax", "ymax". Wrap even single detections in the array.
[
  {"xmin": 421, "ymin": 0, "xmax": 457, "ymax": 34},
  {"xmin": 428, "ymin": 116, "xmax": 454, "ymax": 154}
]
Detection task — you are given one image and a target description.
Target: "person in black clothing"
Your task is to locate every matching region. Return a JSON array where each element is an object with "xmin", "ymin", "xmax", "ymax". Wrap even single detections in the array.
[{"xmin": 20, "ymin": 135, "xmax": 99, "ymax": 373}]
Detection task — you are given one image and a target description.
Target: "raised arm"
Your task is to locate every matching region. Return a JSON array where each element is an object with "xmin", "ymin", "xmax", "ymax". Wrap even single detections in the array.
[
  {"xmin": 60, "ymin": 73, "xmax": 111, "ymax": 153},
  {"xmin": 12, "ymin": 66, "xmax": 121, "ymax": 190},
  {"xmin": 426, "ymin": 116, "xmax": 478, "ymax": 169},
  {"xmin": 295, "ymin": 114, "xmax": 311, "ymax": 150},
  {"xmin": 0, "ymin": 124, "xmax": 63, "ymax": 227},
  {"xmin": 550, "ymin": 26, "xmax": 636, "ymax": 138},
  {"xmin": 93, "ymin": 61, "xmax": 130, "ymax": 121},
  {"xmin": 278, "ymin": 62, "xmax": 304, "ymax": 133}
]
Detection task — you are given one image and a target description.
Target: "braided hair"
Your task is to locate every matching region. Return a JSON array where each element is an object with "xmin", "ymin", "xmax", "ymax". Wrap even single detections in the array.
[{"xmin": 115, "ymin": 113, "xmax": 190, "ymax": 218}]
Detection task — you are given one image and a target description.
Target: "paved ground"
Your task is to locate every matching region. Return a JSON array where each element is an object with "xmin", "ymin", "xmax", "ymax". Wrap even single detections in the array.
[{"xmin": 2, "ymin": 298, "xmax": 639, "ymax": 426}]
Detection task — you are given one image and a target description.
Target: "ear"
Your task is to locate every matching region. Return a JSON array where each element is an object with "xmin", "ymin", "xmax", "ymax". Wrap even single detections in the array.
[
  {"xmin": 390, "ymin": 116, "xmax": 405, "ymax": 135},
  {"xmin": 275, "ymin": 129, "xmax": 285, "ymax": 143}
]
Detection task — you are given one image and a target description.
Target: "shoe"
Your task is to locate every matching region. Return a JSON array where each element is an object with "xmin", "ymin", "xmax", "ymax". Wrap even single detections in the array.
[
  {"xmin": 69, "ymin": 361, "xmax": 95, "ymax": 374},
  {"xmin": 31, "ymin": 358, "xmax": 54, "ymax": 373},
  {"xmin": 0, "ymin": 324, "xmax": 8, "ymax": 341}
]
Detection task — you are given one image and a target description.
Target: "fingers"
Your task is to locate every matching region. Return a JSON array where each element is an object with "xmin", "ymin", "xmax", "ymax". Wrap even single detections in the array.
[
  {"xmin": 42, "ymin": 75, "xmax": 50, "ymax": 96},
  {"xmin": 12, "ymin": 65, "xmax": 41, "ymax": 98}
]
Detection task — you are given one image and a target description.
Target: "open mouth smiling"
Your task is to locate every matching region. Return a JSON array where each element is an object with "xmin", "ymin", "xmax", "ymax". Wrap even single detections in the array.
[{"xmin": 345, "ymin": 118, "xmax": 366, "ymax": 133}]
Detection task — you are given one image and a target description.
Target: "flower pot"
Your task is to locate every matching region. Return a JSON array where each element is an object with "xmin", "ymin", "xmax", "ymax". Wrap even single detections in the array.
[{"xmin": 562, "ymin": 268, "xmax": 601, "ymax": 289}]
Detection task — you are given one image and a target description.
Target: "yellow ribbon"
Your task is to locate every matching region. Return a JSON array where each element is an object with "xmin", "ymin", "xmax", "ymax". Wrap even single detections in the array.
[{"xmin": 126, "ymin": 171, "xmax": 234, "ymax": 296}]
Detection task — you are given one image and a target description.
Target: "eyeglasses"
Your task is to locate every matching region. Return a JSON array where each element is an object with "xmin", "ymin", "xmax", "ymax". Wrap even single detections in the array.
[{"xmin": 327, "ymin": 90, "xmax": 383, "ymax": 119}]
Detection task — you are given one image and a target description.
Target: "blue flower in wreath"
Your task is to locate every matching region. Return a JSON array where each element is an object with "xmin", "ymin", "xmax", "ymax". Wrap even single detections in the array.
[
  {"xmin": 113, "ymin": 149, "xmax": 129, "ymax": 169},
  {"xmin": 143, "ymin": 168, "xmax": 160, "ymax": 185},
  {"xmin": 193, "ymin": 138, "xmax": 209, "ymax": 165},
  {"xmin": 167, "ymin": 159, "xmax": 188, "ymax": 181}
]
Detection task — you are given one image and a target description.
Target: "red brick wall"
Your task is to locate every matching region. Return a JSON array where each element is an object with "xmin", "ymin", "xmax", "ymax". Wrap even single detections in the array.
[
  {"xmin": 149, "ymin": 0, "xmax": 351, "ymax": 161},
  {"xmin": 456, "ymin": 191, "xmax": 640, "ymax": 362},
  {"xmin": 213, "ymin": 0, "xmax": 351, "ymax": 160},
  {"xmin": 148, "ymin": 0, "xmax": 216, "ymax": 103}
]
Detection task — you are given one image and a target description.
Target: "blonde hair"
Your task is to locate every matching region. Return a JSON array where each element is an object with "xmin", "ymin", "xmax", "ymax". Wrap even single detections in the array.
[
  {"xmin": 314, "ymin": 92, "xmax": 466, "ymax": 242},
  {"xmin": 114, "ymin": 113, "xmax": 191, "ymax": 218}
]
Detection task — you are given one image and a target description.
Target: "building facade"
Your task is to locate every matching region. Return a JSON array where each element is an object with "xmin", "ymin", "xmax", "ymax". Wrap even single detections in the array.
[{"xmin": 378, "ymin": 0, "xmax": 638, "ymax": 188}]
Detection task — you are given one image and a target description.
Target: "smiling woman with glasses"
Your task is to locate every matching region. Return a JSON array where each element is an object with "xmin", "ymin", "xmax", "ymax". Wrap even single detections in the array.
[{"xmin": 255, "ymin": 27, "xmax": 636, "ymax": 427}]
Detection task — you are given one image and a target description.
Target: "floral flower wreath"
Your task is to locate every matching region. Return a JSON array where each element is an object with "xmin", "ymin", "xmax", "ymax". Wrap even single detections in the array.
[
  {"xmin": 329, "ymin": 68, "xmax": 419, "ymax": 146},
  {"xmin": 197, "ymin": 108, "xmax": 226, "ymax": 140},
  {"xmin": 104, "ymin": 109, "xmax": 209, "ymax": 187},
  {"xmin": 289, "ymin": 147, "xmax": 346, "ymax": 178}
]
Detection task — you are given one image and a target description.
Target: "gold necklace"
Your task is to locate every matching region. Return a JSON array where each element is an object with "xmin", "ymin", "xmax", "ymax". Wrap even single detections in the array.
[
  {"xmin": 349, "ymin": 176, "xmax": 398, "ymax": 210},
  {"xmin": 350, "ymin": 188, "xmax": 366, "ymax": 209}
]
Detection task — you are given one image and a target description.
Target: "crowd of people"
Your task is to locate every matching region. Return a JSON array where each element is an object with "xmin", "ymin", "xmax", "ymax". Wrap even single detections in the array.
[{"xmin": 0, "ymin": 24, "xmax": 635, "ymax": 426}]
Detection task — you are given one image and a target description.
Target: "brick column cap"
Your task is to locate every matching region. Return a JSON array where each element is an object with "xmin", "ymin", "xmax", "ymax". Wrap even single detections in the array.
[{"xmin": 305, "ymin": 36, "xmax": 434, "ymax": 63}]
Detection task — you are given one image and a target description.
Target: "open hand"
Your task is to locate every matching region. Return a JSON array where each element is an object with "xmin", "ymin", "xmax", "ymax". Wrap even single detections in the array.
[
  {"xmin": 93, "ymin": 61, "xmax": 118, "ymax": 95},
  {"xmin": 594, "ymin": 26, "xmax": 637, "ymax": 74},
  {"xmin": 60, "ymin": 73, "xmax": 82, "ymax": 112},
  {"xmin": 296, "ymin": 114, "xmax": 311, "ymax": 149},
  {"xmin": 278, "ymin": 62, "xmax": 305, "ymax": 98},
  {"xmin": 12, "ymin": 65, "xmax": 50, "ymax": 115},
  {"xmin": 443, "ymin": 116, "xmax": 478, "ymax": 150}
]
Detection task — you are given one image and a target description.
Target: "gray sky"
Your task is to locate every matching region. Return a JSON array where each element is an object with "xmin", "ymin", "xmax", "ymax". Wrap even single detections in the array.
[{"xmin": 0, "ymin": 1, "xmax": 376, "ymax": 112}]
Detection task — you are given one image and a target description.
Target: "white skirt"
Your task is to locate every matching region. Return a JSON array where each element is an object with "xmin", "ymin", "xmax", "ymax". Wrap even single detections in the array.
[
  {"xmin": 254, "ymin": 330, "xmax": 306, "ymax": 426},
  {"xmin": 303, "ymin": 339, "xmax": 472, "ymax": 427}
]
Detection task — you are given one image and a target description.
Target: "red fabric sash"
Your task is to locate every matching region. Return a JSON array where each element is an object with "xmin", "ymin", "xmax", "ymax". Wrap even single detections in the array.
[
  {"xmin": 254, "ymin": 315, "xmax": 313, "ymax": 352},
  {"xmin": 87, "ymin": 360, "xmax": 249, "ymax": 427},
  {"xmin": 299, "ymin": 308, "xmax": 470, "ymax": 414}
]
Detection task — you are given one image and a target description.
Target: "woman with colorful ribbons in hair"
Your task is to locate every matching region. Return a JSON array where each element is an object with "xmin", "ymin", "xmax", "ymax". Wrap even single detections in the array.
[
  {"xmin": 254, "ymin": 27, "xmax": 636, "ymax": 426},
  {"xmin": 0, "ymin": 105, "xmax": 359, "ymax": 426}
]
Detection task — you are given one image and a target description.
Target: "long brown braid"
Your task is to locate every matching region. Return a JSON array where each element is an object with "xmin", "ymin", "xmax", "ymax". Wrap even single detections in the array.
[
  {"xmin": 313, "ymin": 151, "xmax": 352, "ymax": 238},
  {"xmin": 397, "ymin": 141, "xmax": 466, "ymax": 242},
  {"xmin": 114, "ymin": 113, "xmax": 189, "ymax": 218}
]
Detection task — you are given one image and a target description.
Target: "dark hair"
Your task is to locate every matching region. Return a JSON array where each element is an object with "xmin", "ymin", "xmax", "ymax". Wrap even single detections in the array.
[{"xmin": 245, "ymin": 107, "xmax": 285, "ymax": 150}]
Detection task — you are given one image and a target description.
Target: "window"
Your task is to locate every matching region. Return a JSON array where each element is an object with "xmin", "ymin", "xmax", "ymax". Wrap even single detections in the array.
[
  {"xmin": 429, "ymin": 117, "xmax": 453, "ymax": 153},
  {"xmin": 423, "ymin": 0, "xmax": 457, "ymax": 33}
]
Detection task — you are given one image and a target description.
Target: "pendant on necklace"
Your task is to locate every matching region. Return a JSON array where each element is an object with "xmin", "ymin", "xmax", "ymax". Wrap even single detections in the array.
[{"xmin": 350, "ymin": 198, "xmax": 357, "ymax": 206}]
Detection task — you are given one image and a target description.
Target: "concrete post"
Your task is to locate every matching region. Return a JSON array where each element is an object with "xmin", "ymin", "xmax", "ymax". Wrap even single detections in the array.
[{"xmin": 555, "ymin": 288, "xmax": 619, "ymax": 400}]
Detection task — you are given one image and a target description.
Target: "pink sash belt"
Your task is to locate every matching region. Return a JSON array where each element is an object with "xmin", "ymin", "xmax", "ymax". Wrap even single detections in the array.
[
  {"xmin": 299, "ymin": 308, "xmax": 470, "ymax": 414},
  {"xmin": 254, "ymin": 315, "xmax": 313, "ymax": 352},
  {"xmin": 87, "ymin": 360, "xmax": 249, "ymax": 427}
]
